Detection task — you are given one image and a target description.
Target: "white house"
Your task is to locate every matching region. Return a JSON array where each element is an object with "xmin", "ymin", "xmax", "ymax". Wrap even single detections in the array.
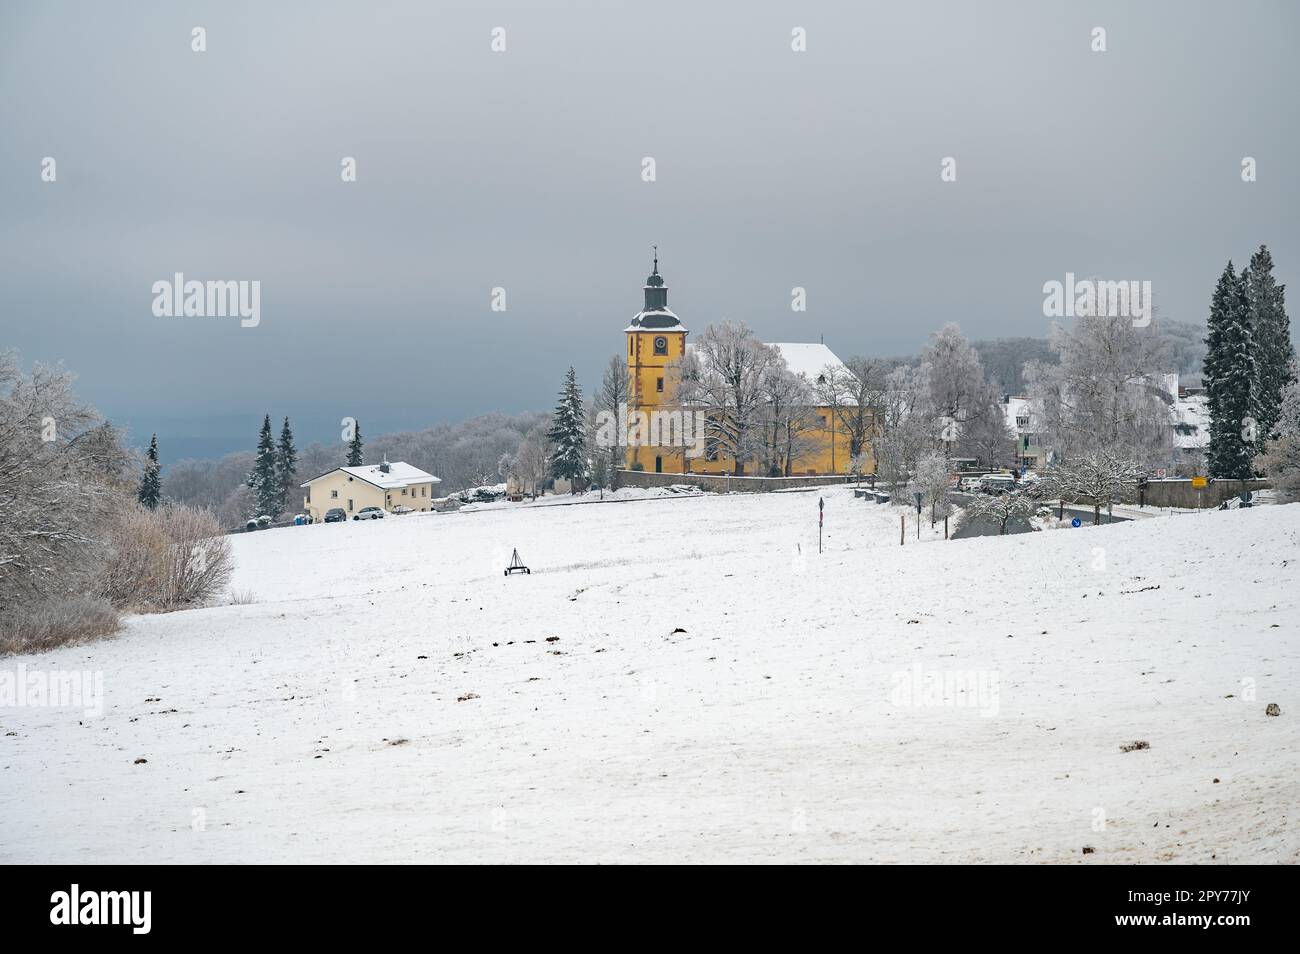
[{"xmin": 301, "ymin": 459, "xmax": 441, "ymax": 521}]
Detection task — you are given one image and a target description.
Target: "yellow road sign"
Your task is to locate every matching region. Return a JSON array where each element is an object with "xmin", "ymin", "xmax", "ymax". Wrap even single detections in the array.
[{"xmin": 1191, "ymin": 476, "xmax": 1208, "ymax": 488}]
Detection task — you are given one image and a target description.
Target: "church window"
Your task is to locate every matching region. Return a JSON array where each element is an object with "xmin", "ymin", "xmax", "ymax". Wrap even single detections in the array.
[{"xmin": 657, "ymin": 377, "xmax": 664, "ymax": 392}]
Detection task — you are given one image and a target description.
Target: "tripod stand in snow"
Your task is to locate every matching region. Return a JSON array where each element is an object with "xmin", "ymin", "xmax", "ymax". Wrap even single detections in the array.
[{"xmin": 504, "ymin": 548, "xmax": 531, "ymax": 576}]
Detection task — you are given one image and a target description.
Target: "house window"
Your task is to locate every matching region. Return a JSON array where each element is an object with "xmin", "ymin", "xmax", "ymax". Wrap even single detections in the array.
[
  {"xmin": 421, "ymin": 486, "xmax": 426, "ymax": 497},
  {"xmin": 305, "ymin": 487, "xmax": 311, "ymax": 502},
  {"xmin": 347, "ymin": 498, "xmax": 353, "ymax": 511},
  {"xmin": 401, "ymin": 488, "xmax": 408, "ymax": 496},
  {"xmin": 330, "ymin": 489, "xmax": 339, "ymax": 499},
  {"xmin": 654, "ymin": 336, "xmax": 668, "ymax": 355},
  {"xmin": 1017, "ymin": 416, "xmax": 1029, "ymax": 428},
  {"xmin": 656, "ymin": 377, "xmax": 664, "ymax": 393}
]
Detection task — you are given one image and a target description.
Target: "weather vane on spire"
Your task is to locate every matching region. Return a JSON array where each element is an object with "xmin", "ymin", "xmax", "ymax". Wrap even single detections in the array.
[{"xmin": 652, "ymin": 244, "xmax": 658, "ymax": 274}]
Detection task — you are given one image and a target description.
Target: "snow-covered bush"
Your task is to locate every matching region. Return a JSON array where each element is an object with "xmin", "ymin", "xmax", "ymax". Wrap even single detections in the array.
[
  {"xmin": 98, "ymin": 504, "xmax": 233, "ymax": 612},
  {"xmin": 0, "ymin": 595, "xmax": 120, "ymax": 656},
  {"xmin": 1258, "ymin": 363, "xmax": 1300, "ymax": 502},
  {"xmin": 1, "ymin": 351, "xmax": 133, "ymax": 652},
  {"xmin": 453, "ymin": 483, "xmax": 507, "ymax": 504}
]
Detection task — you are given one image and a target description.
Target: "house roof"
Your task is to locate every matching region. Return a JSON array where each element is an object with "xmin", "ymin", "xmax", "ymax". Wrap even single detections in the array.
[
  {"xmin": 1004, "ymin": 396, "xmax": 1034, "ymax": 430},
  {"xmin": 301, "ymin": 461, "xmax": 440, "ymax": 490},
  {"xmin": 1173, "ymin": 394, "xmax": 1210, "ymax": 449}
]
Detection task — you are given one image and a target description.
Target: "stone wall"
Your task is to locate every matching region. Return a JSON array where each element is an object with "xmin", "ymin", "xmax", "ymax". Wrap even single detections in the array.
[
  {"xmin": 615, "ymin": 470, "xmax": 1269, "ymax": 507},
  {"xmin": 1134, "ymin": 478, "xmax": 1270, "ymax": 509},
  {"xmin": 614, "ymin": 469, "xmax": 852, "ymax": 493}
]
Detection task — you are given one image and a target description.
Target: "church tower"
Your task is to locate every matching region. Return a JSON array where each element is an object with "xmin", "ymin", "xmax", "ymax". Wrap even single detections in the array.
[{"xmin": 625, "ymin": 249, "xmax": 688, "ymax": 472}]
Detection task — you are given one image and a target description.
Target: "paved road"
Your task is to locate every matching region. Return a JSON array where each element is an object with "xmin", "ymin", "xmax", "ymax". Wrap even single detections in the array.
[{"xmin": 947, "ymin": 493, "xmax": 1132, "ymax": 539}]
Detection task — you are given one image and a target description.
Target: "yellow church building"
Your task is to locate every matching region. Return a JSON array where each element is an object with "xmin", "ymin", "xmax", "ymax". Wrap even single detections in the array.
[{"xmin": 623, "ymin": 255, "xmax": 869, "ymax": 477}]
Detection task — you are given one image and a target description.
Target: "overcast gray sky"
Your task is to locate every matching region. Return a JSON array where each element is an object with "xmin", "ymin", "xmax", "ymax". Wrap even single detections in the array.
[{"xmin": 2, "ymin": 0, "xmax": 1296, "ymax": 460}]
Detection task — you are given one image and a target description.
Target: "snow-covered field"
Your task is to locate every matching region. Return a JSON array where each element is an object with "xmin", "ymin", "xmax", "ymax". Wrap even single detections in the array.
[{"xmin": 2, "ymin": 487, "xmax": 1297, "ymax": 863}]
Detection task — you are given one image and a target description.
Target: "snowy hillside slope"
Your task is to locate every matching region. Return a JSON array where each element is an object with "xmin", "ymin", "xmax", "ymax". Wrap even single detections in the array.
[{"xmin": 2, "ymin": 487, "xmax": 1296, "ymax": 863}]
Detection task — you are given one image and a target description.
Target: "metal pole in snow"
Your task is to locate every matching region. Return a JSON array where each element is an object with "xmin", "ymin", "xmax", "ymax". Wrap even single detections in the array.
[{"xmin": 818, "ymin": 496, "xmax": 824, "ymax": 554}]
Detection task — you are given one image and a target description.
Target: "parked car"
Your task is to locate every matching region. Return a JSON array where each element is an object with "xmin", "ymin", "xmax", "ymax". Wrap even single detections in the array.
[
  {"xmin": 390, "ymin": 505, "xmax": 414, "ymax": 515},
  {"xmin": 959, "ymin": 476, "xmax": 986, "ymax": 492},
  {"xmin": 979, "ymin": 475, "xmax": 1017, "ymax": 495},
  {"xmin": 323, "ymin": 508, "xmax": 347, "ymax": 523},
  {"xmin": 353, "ymin": 506, "xmax": 385, "ymax": 520}
]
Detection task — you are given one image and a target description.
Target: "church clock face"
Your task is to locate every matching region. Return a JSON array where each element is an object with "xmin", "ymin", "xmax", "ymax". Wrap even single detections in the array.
[{"xmin": 654, "ymin": 336, "xmax": 668, "ymax": 355}]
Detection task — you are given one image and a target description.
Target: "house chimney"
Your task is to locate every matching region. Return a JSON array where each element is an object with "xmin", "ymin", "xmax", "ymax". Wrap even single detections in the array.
[{"xmin": 380, "ymin": 455, "xmax": 390, "ymax": 474}]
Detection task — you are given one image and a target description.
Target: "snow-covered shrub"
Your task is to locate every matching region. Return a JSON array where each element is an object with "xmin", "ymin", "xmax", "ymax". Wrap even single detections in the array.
[
  {"xmin": 1258, "ymin": 436, "xmax": 1300, "ymax": 502},
  {"xmin": 98, "ymin": 504, "xmax": 233, "ymax": 612},
  {"xmin": 0, "ymin": 350, "xmax": 133, "ymax": 652},
  {"xmin": 0, "ymin": 595, "xmax": 120, "ymax": 656},
  {"xmin": 453, "ymin": 483, "xmax": 507, "ymax": 504},
  {"xmin": 1258, "ymin": 364, "xmax": 1300, "ymax": 502}
]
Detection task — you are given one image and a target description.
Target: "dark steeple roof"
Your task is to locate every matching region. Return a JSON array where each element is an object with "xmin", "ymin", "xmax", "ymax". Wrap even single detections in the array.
[{"xmin": 626, "ymin": 246, "xmax": 686, "ymax": 332}]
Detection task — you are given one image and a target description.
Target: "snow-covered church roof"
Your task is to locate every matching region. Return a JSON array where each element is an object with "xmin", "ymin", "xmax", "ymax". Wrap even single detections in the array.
[
  {"xmin": 682, "ymin": 339, "xmax": 857, "ymax": 405},
  {"xmin": 625, "ymin": 307, "xmax": 685, "ymax": 332},
  {"xmin": 767, "ymin": 342, "xmax": 850, "ymax": 385}
]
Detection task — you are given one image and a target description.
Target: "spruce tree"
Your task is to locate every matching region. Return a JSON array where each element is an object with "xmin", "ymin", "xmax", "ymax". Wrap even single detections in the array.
[
  {"xmin": 247, "ymin": 414, "xmax": 281, "ymax": 517},
  {"xmin": 346, "ymin": 421, "xmax": 364, "ymax": 467},
  {"xmin": 1205, "ymin": 263, "xmax": 1256, "ymax": 480},
  {"xmin": 276, "ymin": 416, "xmax": 299, "ymax": 515},
  {"xmin": 137, "ymin": 433, "xmax": 162, "ymax": 509},
  {"xmin": 547, "ymin": 367, "xmax": 587, "ymax": 491},
  {"xmin": 1244, "ymin": 245, "xmax": 1294, "ymax": 445}
]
